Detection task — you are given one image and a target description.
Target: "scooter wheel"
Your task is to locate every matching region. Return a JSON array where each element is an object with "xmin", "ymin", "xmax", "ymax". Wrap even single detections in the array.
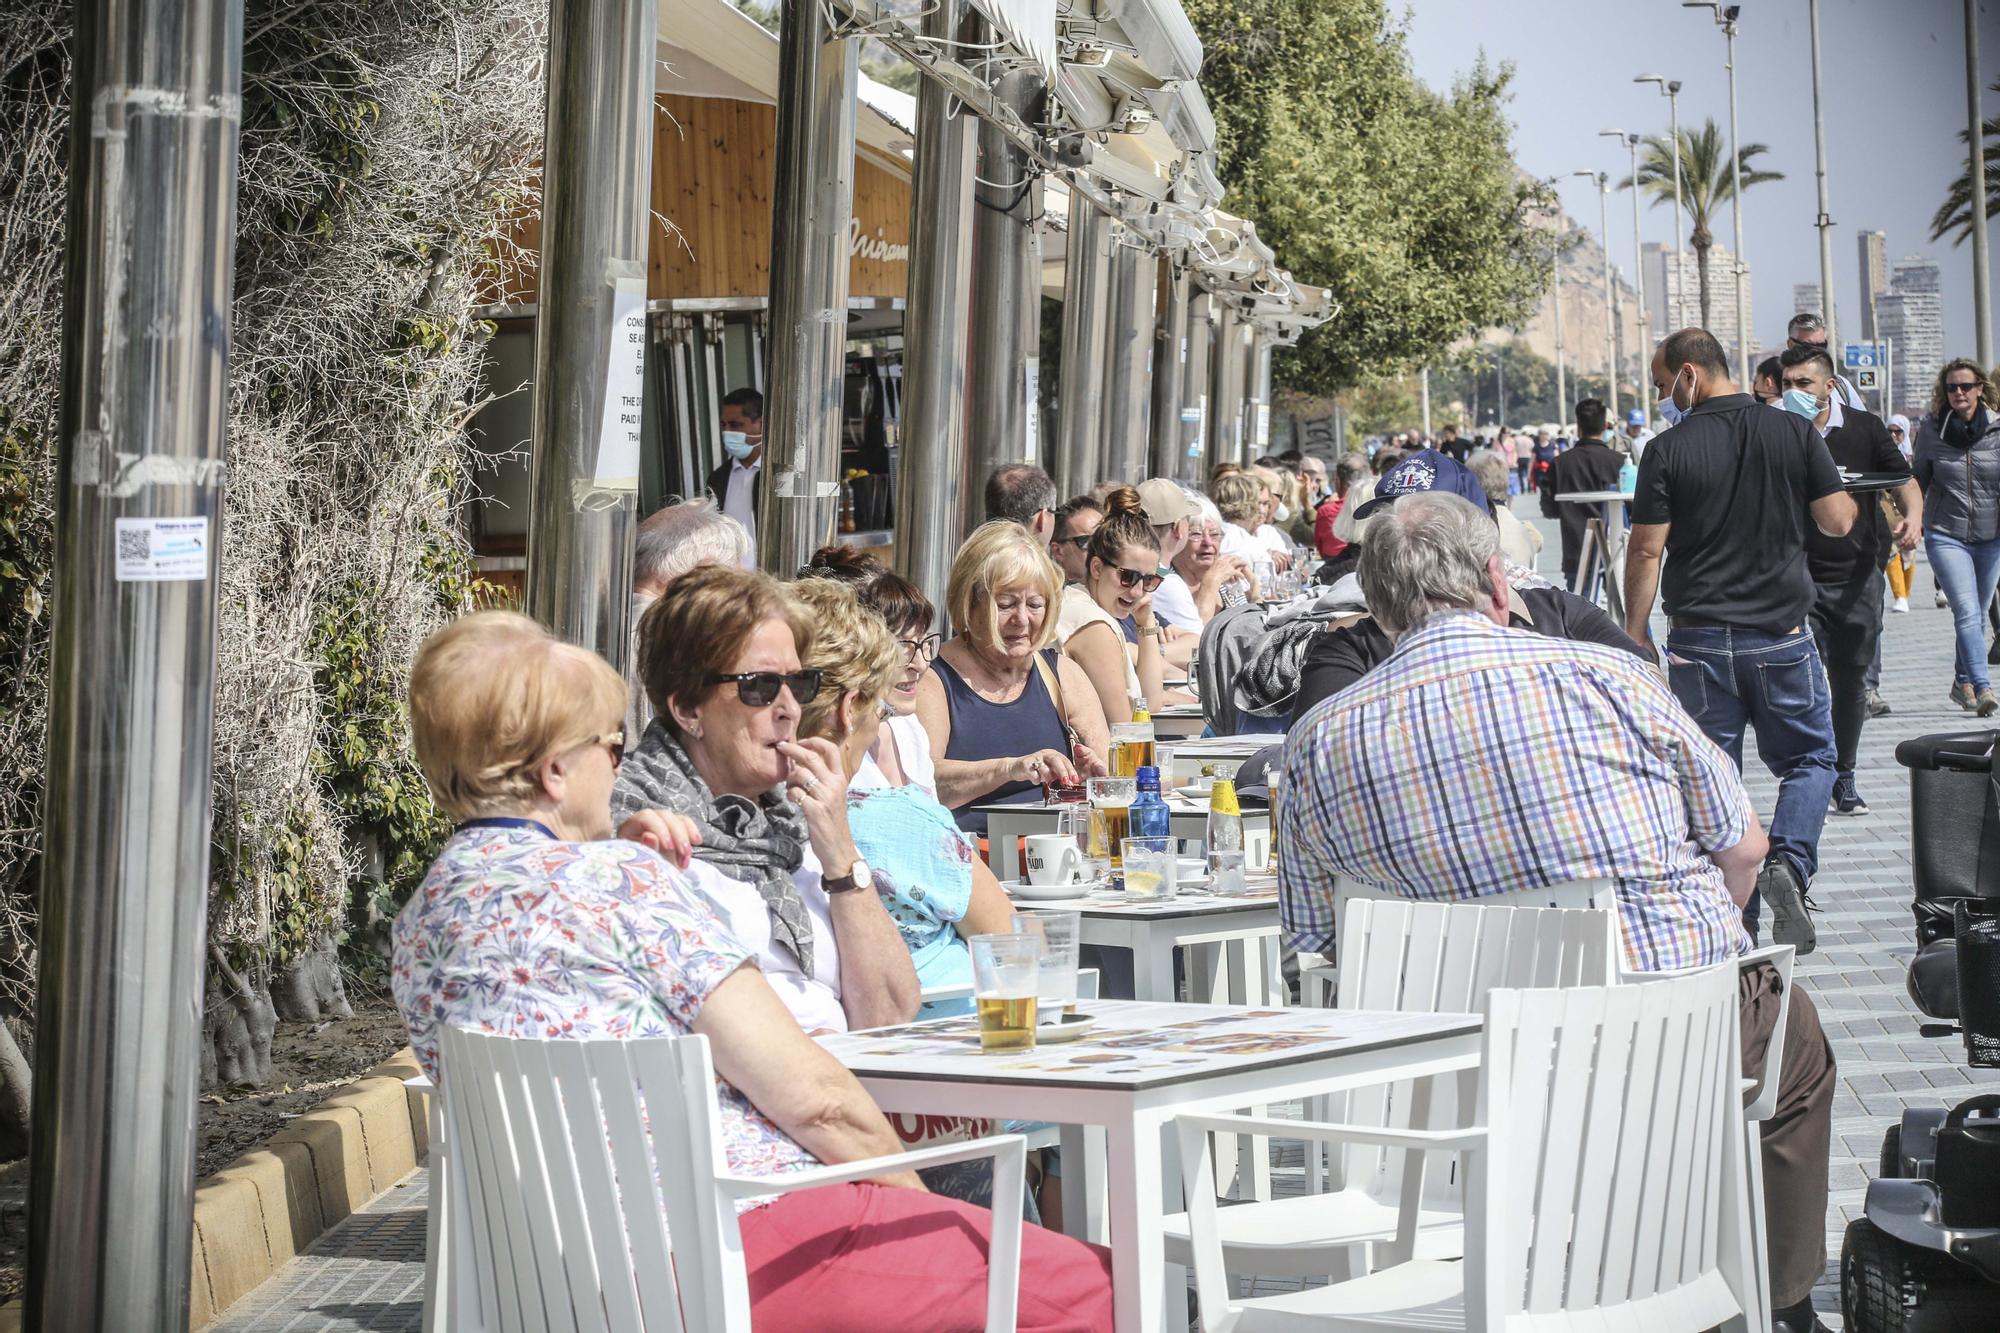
[
  {"xmin": 1842, "ymin": 1217, "xmax": 1981, "ymax": 1331},
  {"xmin": 1880, "ymin": 1123, "xmax": 1903, "ymax": 1179}
]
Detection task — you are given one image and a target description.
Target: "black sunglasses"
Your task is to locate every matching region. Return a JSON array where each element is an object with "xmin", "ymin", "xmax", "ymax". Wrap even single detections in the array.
[
  {"xmin": 1111, "ymin": 566, "xmax": 1165, "ymax": 593},
  {"xmin": 708, "ymin": 669, "xmax": 823, "ymax": 707},
  {"xmin": 1053, "ymin": 533, "xmax": 1093, "ymax": 550},
  {"xmin": 1947, "ymin": 380, "xmax": 1982, "ymax": 393}
]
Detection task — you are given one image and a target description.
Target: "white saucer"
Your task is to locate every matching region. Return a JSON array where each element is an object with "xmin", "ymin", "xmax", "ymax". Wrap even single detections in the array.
[
  {"xmin": 1005, "ymin": 877, "xmax": 1106, "ymax": 901},
  {"xmin": 1036, "ymin": 1012, "xmax": 1098, "ymax": 1042}
]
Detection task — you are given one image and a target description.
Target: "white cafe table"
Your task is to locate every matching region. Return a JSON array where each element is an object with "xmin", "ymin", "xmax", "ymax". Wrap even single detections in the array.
[
  {"xmin": 821, "ymin": 1000, "xmax": 1483, "ymax": 1333},
  {"xmin": 1001, "ymin": 885, "xmax": 1284, "ymax": 1004},
  {"xmin": 1149, "ymin": 702, "xmax": 1207, "ymax": 739},
  {"xmin": 976, "ymin": 801, "xmax": 1272, "ymax": 882},
  {"xmin": 1553, "ymin": 488, "xmax": 1634, "ymax": 608}
]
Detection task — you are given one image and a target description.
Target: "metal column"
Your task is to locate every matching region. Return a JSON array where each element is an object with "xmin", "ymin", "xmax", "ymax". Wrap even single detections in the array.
[
  {"xmin": 1968, "ymin": 0, "xmax": 1993, "ymax": 366},
  {"xmin": 966, "ymin": 60, "xmax": 1044, "ymax": 500},
  {"xmin": 1209, "ymin": 300, "xmax": 1244, "ymax": 464},
  {"xmin": 1178, "ymin": 289, "xmax": 1213, "ymax": 482},
  {"xmin": 524, "ymin": 0, "xmax": 656, "ymax": 666},
  {"xmin": 896, "ymin": 0, "xmax": 978, "ymax": 606},
  {"xmin": 1099, "ymin": 233, "xmax": 1154, "ymax": 484},
  {"xmin": 1055, "ymin": 200, "xmax": 1112, "ymax": 497},
  {"xmin": 763, "ymin": 0, "xmax": 858, "ymax": 573},
  {"xmin": 1148, "ymin": 261, "xmax": 1189, "ymax": 480},
  {"xmin": 29, "ymin": 2, "xmax": 242, "ymax": 1328},
  {"xmin": 1247, "ymin": 331, "xmax": 1274, "ymax": 455}
]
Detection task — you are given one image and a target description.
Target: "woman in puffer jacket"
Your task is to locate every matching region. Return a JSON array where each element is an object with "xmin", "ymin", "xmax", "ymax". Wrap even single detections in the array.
[{"xmin": 1912, "ymin": 358, "xmax": 2000, "ymax": 715}]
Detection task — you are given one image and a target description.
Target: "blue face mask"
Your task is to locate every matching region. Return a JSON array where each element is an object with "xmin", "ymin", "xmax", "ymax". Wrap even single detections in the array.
[
  {"xmin": 1657, "ymin": 368, "xmax": 1689, "ymax": 427},
  {"xmin": 722, "ymin": 430, "xmax": 755, "ymax": 461},
  {"xmin": 1781, "ymin": 389, "xmax": 1822, "ymax": 419}
]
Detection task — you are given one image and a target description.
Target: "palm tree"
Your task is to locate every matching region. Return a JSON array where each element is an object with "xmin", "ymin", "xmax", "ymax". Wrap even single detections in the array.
[
  {"xmin": 1619, "ymin": 118, "xmax": 1781, "ymax": 329},
  {"xmin": 1932, "ymin": 81, "xmax": 2000, "ymax": 245}
]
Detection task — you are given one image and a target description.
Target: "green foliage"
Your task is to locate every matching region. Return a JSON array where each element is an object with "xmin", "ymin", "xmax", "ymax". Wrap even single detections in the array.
[
  {"xmin": 1932, "ymin": 83, "xmax": 2000, "ymax": 247},
  {"xmin": 1620, "ymin": 118, "xmax": 1779, "ymax": 328},
  {"xmin": 1185, "ymin": 0, "xmax": 1552, "ymax": 395}
]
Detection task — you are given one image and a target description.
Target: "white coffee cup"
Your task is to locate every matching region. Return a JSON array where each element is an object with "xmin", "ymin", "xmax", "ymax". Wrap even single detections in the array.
[{"xmin": 1023, "ymin": 834, "xmax": 1084, "ymax": 887}]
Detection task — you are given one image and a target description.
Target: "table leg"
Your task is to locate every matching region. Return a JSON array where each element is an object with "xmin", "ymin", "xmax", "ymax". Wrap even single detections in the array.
[
  {"xmin": 1057, "ymin": 1122, "xmax": 1108, "ymax": 1246},
  {"xmin": 1105, "ymin": 1114, "xmax": 1169, "ymax": 1333},
  {"xmin": 1136, "ymin": 926, "xmax": 1177, "ymax": 1003}
]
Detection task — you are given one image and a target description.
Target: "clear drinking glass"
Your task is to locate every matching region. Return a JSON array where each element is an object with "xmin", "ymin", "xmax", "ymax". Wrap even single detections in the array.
[
  {"xmin": 1108, "ymin": 722, "xmax": 1156, "ymax": 778},
  {"xmin": 1206, "ymin": 848, "xmax": 1248, "ymax": 896},
  {"xmin": 1155, "ymin": 743, "xmax": 1179, "ymax": 790},
  {"xmin": 1012, "ymin": 910, "xmax": 1081, "ymax": 1020},
  {"xmin": 1089, "ymin": 776, "xmax": 1136, "ymax": 869},
  {"xmin": 1121, "ymin": 836, "xmax": 1178, "ymax": 901},
  {"xmin": 969, "ymin": 935, "xmax": 1040, "ymax": 1052}
]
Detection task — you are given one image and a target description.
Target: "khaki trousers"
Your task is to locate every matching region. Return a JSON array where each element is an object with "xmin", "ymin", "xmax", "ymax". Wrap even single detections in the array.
[{"xmin": 1739, "ymin": 960, "xmax": 1837, "ymax": 1309}]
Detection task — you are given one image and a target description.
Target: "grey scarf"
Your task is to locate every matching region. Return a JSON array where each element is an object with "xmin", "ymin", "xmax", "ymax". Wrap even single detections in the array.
[{"xmin": 610, "ymin": 719, "xmax": 814, "ymax": 973}]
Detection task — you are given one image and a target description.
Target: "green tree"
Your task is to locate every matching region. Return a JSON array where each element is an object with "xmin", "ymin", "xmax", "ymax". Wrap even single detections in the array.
[
  {"xmin": 1932, "ymin": 82, "xmax": 2000, "ymax": 246},
  {"xmin": 1184, "ymin": 0, "xmax": 1552, "ymax": 395},
  {"xmin": 1621, "ymin": 119, "xmax": 1780, "ymax": 329}
]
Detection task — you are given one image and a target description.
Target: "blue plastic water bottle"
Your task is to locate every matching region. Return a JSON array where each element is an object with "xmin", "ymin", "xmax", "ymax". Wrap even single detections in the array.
[{"xmin": 1130, "ymin": 766, "xmax": 1171, "ymax": 840}]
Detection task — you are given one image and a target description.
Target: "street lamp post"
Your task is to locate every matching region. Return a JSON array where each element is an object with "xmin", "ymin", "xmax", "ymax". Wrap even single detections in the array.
[
  {"xmin": 1552, "ymin": 227, "xmax": 1569, "ymax": 438},
  {"xmin": 1686, "ymin": 2, "xmax": 1754, "ymax": 384},
  {"xmin": 1807, "ymin": 0, "xmax": 1839, "ymax": 350},
  {"xmin": 1601, "ymin": 129, "xmax": 1649, "ymax": 387},
  {"xmin": 1635, "ymin": 75, "xmax": 1685, "ymax": 330},
  {"xmin": 1968, "ymin": 0, "xmax": 1994, "ymax": 366},
  {"xmin": 1572, "ymin": 170, "xmax": 1619, "ymax": 417}
]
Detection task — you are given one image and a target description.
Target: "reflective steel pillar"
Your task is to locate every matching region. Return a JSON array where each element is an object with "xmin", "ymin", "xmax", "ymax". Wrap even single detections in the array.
[
  {"xmin": 30, "ymin": 2, "xmax": 242, "ymax": 1327},
  {"xmin": 896, "ymin": 0, "xmax": 978, "ymax": 606},
  {"xmin": 1055, "ymin": 201, "xmax": 1112, "ymax": 497},
  {"xmin": 1179, "ymin": 289, "xmax": 1213, "ymax": 482},
  {"xmin": 1099, "ymin": 233, "xmax": 1154, "ymax": 485},
  {"xmin": 525, "ymin": 0, "xmax": 656, "ymax": 666},
  {"xmin": 763, "ymin": 0, "xmax": 858, "ymax": 573},
  {"xmin": 1247, "ymin": 330, "xmax": 1274, "ymax": 456},
  {"xmin": 966, "ymin": 57, "xmax": 1044, "ymax": 518},
  {"xmin": 1209, "ymin": 300, "xmax": 1245, "ymax": 464},
  {"xmin": 1148, "ymin": 261, "xmax": 1189, "ymax": 480}
]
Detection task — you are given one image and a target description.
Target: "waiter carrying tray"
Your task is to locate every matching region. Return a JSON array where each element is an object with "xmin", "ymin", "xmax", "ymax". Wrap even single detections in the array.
[{"xmin": 1622, "ymin": 329, "xmax": 1857, "ymax": 954}]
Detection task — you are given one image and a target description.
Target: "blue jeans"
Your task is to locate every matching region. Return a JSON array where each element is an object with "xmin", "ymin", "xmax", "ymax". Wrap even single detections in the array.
[
  {"xmin": 1665, "ymin": 625, "xmax": 1838, "ymax": 937},
  {"xmin": 1925, "ymin": 530, "xmax": 2000, "ymax": 690}
]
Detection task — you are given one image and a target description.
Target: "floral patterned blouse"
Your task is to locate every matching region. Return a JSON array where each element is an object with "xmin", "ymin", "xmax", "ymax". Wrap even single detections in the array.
[{"xmin": 391, "ymin": 820, "xmax": 817, "ymax": 1206}]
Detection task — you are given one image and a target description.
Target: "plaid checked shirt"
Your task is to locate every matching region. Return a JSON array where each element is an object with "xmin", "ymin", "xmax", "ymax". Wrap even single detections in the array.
[{"xmin": 1277, "ymin": 613, "xmax": 1753, "ymax": 973}]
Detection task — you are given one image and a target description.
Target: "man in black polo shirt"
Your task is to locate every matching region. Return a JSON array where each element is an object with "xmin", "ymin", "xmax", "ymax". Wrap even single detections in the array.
[
  {"xmin": 1782, "ymin": 345, "xmax": 1922, "ymax": 817},
  {"xmin": 1624, "ymin": 329, "xmax": 1857, "ymax": 954},
  {"xmin": 1539, "ymin": 397, "xmax": 1626, "ymax": 590}
]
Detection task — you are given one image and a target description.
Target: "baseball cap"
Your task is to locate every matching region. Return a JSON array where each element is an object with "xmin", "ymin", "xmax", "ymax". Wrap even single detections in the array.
[
  {"xmin": 1332, "ymin": 449, "xmax": 1490, "ymax": 545},
  {"xmin": 1626, "ymin": 408, "xmax": 1647, "ymax": 427},
  {"xmin": 1136, "ymin": 478, "xmax": 1198, "ymax": 526}
]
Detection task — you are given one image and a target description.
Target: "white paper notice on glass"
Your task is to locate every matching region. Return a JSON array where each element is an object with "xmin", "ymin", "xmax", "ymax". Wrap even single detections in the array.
[
  {"xmin": 1023, "ymin": 358, "xmax": 1040, "ymax": 459},
  {"xmin": 1255, "ymin": 403, "xmax": 1272, "ymax": 448},
  {"xmin": 594, "ymin": 276, "xmax": 648, "ymax": 490},
  {"xmin": 114, "ymin": 516, "xmax": 209, "ymax": 582}
]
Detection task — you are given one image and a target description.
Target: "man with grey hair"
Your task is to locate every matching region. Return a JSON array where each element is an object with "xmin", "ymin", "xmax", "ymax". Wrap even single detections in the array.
[
  {"xmin": 634, "ymin": 498, "xmax": 752, "ymax": 607},
  {"xmin": 1278, "ymin": 489, "xmax": 1837, "ymax": 1333},
  {"xmin": 1786, "ymin": 311, "xmax": 1865, "ymax": 409},
  {"xmin": 1465, "ymin": 448, "xmax": 1541, "ymax": 570}
]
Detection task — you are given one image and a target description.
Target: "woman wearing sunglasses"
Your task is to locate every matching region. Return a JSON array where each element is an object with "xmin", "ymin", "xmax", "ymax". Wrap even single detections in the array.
[
  {"xmin": 1056, "ymin": 487, "xmax": 1168, "ymax": 722},
  {"xmin": 614, "ymin": 565, "xmax": 921, "ymax": 1034},
  {"xmin": 1913, "ymin": 358, "xmax": 2000, "ymax": 715}
]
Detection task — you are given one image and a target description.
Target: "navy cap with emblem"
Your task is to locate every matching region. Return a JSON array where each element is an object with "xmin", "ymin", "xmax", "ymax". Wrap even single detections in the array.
[{"xmin": 1351, "ymin": 448, "xmax": 1491, "ymax": 520}]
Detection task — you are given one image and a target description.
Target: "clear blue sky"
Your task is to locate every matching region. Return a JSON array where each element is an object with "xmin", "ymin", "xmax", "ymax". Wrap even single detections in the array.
[{"xmin": 1402, "ymin": 0, "xmax": 2000, "ymax": 358}]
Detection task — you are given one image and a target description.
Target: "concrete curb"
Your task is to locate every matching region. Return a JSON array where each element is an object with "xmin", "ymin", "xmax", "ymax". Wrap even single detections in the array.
[{"xmin": 0, "ymin": 1047, "xmax": 430, "ymax": 1330}]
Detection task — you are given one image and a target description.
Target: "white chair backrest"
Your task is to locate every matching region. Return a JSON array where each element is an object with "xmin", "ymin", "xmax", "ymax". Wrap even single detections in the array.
[
  {"xmin": 1333, "ymin": 875, "xmax": 1616, "ymax": 943},
  {"xmin": 437, "ymin": 1024, "xmax": 745, "ymax": 1333},
  {"xmin": 1468, "ymin": 966, "xmax": 1742, "ymax": 1329}
]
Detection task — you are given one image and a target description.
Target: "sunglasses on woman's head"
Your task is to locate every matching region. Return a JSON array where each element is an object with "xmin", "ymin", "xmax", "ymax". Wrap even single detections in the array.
[
  {"xmin": 1112, "ymin": 566, "xmax": 1165, "ymax": 592},
  {"xmin": 584, "ymin": 731, "xmax": 626, "ymax": 767},
  {"xmin": 708, "ymin": 669, "xmax": 823, "ymax": 707}
]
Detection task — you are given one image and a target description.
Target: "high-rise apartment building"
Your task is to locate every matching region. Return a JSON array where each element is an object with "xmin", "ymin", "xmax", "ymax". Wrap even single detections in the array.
[
  {"xmin": 1639, "ymin": 241, "xmax": 1753, "ymax": 364},
  {"xmin": 1879, "ymin": 256, "xmax": 1945, "ymax": 414},
  {"xmin": 1793, "ymin": 283, "xmax": 1823, "ymax": 319},
  {"xmin": 1858, "ymin": 229, "xmax": 1888, "ymax": 340}
]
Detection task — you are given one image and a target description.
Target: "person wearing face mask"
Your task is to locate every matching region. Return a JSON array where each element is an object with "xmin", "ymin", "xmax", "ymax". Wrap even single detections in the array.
[
  {"xmin": 1625, "ymin": 329, "xmax": 1857, "ymax": 955},
  {"xmin": 1786, "ymin": 312, "xmax": 1866, "ymax": 410},
  {"xmin": 1882, "ymin": 414, "xmax": 1917, "ymax": 618},
  {"xmin": 1752, "ymin": 356, "xmax": 1784, "ymax": 408},
  {"xmin": 1780, "ymin": 346, "xmax": 1920, "ymax": 817},
  {"xmin": 706, "ymin": 387, "xmax": 765, "ymax": 566}
]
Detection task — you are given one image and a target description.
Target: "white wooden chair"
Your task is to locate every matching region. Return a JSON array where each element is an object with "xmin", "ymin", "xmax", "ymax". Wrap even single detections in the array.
[
  {"xmin": 1298, "ymin": 877, "xmax": 1617, "ymax": 1005},
  {"xmin": 1161, "ymin": 899, "xmax": 1619, "ymax": 1280},
  {"xmin": 1176, "ymin": 965, "xmax": 1751, "ymax": 1332},
  {"xmin": 430, "ymin": 1025, "xmax": 1028, "ymax": 1332}
]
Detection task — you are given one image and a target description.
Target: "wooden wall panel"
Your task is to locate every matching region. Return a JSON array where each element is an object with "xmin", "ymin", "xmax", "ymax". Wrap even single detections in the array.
[{"xmin": 488, "ymin": 95, "xmax": 911, "ymax": 308}]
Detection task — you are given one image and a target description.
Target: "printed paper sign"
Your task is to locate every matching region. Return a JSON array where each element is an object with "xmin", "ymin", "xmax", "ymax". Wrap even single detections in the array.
[
  {"xmin": 593, "ymin": 277, "xmax": 648, "ymax": 490},
  {"xmin": 114, "ymin": 516, "xmax": 209, "ymax": 582},
  {"xmin": 1023, "ymin": 359, "xmax": 1040, "ymax": 459}
]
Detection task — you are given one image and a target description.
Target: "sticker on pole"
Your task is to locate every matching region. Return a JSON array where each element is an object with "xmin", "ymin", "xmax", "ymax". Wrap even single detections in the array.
[
  {"xmin": 115, "ymin": 516, "xmax": 209, "ymax": 582},
  {"xmin": 594, "ymin": 275, "xmax": 648, "ymax": 491}
]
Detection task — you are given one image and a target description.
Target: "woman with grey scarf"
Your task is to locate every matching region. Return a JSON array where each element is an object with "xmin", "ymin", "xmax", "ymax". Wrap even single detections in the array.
[{"xmin": 612, "ymin": 564, "xmax": 920, "ymax": 1032}]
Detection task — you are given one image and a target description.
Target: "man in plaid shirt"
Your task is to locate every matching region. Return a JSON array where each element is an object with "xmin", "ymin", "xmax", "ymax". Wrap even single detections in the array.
[{"xmin": 1277, "ymin": 491, "xmax": 1836, "ymax": 1333}]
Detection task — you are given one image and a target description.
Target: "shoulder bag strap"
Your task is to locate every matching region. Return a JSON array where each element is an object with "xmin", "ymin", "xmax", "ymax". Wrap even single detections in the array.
[{"xmin": 1030, "ymin": 649, "xmax": 1084, "ymax": 753}]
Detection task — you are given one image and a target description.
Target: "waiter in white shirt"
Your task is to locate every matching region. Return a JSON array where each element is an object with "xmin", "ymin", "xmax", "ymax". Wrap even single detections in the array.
[{"xmin": 706, "ymin": 386, "xmax": 764, "ymax": 567}]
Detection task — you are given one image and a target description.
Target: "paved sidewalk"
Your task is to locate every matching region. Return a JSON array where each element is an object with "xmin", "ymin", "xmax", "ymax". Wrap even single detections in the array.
[{"xmin": 215, "ymin": 523, "xmax": 1999, "ymax": 1330}]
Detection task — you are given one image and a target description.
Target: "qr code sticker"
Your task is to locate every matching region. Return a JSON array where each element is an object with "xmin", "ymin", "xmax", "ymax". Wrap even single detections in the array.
[
  {"xmin": 115, "ymin": 516, "xmax": 208, "ymax": 582},
  {"xmin": 117, "ymin": 526, "xmax": 151, "ymax": 563}
]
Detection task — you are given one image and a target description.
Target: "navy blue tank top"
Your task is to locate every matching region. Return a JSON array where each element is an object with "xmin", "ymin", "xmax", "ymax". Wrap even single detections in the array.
[{"xmin": 931, "ymin": 648, "xmax": 1071, "ymax": 835}]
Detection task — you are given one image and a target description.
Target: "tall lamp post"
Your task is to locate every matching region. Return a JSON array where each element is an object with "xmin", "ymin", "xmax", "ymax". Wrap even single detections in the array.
[
  {"xmin": 1968, "ymin": 0, "xmax": 1994, "ymax": 366},
  {"xmin": 1635, "ymin": 75, "xmax": 1685, "ymax": 330},
  {"xmin": 1551, "ymin": 226, "xmax": 1569, "ymax": 438},
  {"xmin": 1572, "ymin": 170, "xmax": 1619, "ymax": 416},
  {"xmin": 1806, "ymin": 0, "xmax": 1839, "ymax": 349},
  {"xmin": 1685, "ymin": 2, "xmax": 1754, "ymax": 384},
  {"xmin": 1601, "ymin": 128, "xmax": 1650, "ymax": 388}
]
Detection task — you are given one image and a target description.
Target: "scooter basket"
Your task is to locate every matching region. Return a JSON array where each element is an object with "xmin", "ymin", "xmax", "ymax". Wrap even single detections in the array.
[
  {"xmin": 1935, "ymin": 1095, "xmax": 2000, "ymax": 1227},
  {"xmin": 1956, "ymin": 903, "xmax": 2000, "ymax": 1067}
]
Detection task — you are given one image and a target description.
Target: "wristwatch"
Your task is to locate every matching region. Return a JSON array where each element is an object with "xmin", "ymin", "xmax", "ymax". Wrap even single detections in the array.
[
  {"xmin": 824, "ymin": 858, "xmax": 874, "ymax": 895},
  {"xmin": 1137, "ymin": 624, "xmax": 1162, "ymax": 638}
]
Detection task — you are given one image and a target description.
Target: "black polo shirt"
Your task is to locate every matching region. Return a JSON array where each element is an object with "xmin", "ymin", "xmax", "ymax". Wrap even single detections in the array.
[
  {"xmin": 1806, "ymin": 404, "xmax": 1910, "ymax": 586},
  {"xmin": 1631, "ymin": 393, "xmax": 1845, "ymax": 633}
]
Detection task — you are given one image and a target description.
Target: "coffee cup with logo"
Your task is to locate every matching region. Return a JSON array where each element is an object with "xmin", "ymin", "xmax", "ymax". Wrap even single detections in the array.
[{"xmin": 1023, "ymin": 834, "xmax": 1084, "ymax": 888}]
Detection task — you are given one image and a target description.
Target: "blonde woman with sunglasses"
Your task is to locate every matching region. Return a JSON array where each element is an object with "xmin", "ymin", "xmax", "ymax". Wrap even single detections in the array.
[{"xmin": 1913, "ymin": 358, "xmax": 2000, "ymax": 714}]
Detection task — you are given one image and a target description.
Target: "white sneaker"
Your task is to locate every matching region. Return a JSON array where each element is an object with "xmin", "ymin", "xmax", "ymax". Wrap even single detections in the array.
[
  {"xmin": 1892, "ymin": 596, "xmax": 1910, "ymax": 612},
  {"xmin": 1938, "ymin": 590, "xmax": 1952, "ymax": 608}
]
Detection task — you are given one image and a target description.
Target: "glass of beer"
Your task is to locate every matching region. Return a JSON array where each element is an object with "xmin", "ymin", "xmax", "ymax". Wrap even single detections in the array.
[
  {"xmin": 1088, "ymin": 776, "xmax": 1136, "ymax": 870},
  {"xmin": 1108, "ymin": 722, "xmax": 1156, "ymax": 778},
  {"xmin": 1012, "ymin": 910, "xmax": 1081, "ymax": 1020},
  {"xmin": 970, "ymin": 935, "xmax": 1040, "ymax": 1052}
]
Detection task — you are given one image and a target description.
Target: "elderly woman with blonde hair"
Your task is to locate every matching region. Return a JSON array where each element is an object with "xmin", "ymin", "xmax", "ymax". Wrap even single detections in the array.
[
  {"xmin": 392, "ymin": 611, "xmax": 1113, "ymax": 1331},
  {"xmin": 917, "ymin": 521, "xmax": 1109, "ymax": 835}
]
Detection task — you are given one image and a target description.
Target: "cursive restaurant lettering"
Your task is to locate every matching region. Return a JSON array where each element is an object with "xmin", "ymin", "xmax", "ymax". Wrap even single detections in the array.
[{"xmin": 850, "ymin": 217, "xmax": 911, "ymax": 265}]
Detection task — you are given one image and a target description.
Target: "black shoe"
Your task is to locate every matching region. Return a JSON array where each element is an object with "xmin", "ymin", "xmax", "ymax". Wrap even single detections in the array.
[
  {"xmin": 1757, "ymin": 857, "xmax": 1817, "ymax": 956},
  {"xmin": 1830, "ymin": 773, "xmax": 1870, "ymax": 816},
  {"xmin": 1864, "ymin": 687, "xmax": 1890, "ymax": 718},
  {"xmin": 1772, "ymin": 1294, "xmax": 1831, "ymax": 1333}
]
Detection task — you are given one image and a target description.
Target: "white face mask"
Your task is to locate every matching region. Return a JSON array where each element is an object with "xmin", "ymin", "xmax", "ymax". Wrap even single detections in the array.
[{"xmin": 1273, "ymin": 502, "xmax": 1291, "ymax": 523}]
